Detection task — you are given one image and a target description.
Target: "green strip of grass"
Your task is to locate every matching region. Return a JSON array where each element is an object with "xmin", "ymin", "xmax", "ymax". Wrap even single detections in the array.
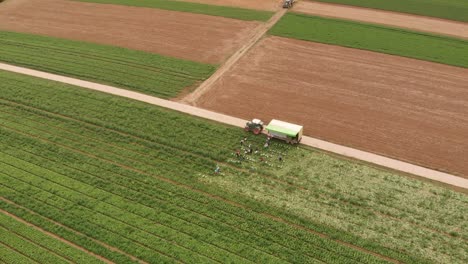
[
  {"xmin": 312, "ymin": 0, "xmax": 468, "ymax": 22},
  {"xmin": 0, "ymin": 31, "xmax": 215, "ymax": 99},
  {"xmin": 1, "ymin": 70, "xmax": 465, "ymax": 263},
  {"xmin": 270, "ymin": 13, "xmax": 468, "ymax": 68},
  {"xmin": 74, "ymin": 0, "xmax": 273, "ymax": 21}
]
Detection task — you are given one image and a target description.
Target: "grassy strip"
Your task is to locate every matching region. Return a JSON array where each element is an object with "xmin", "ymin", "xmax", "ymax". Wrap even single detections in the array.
[
  {"xmin": 270, "ymin": 13, "xmax": 468, "ymax": 68},
  {"xmin": 311, "ymin": 0, "xmax": 468, "ymax": 23},
  {"xmin": 0, "ymin": 213, "xmax": 104, "ymax": 264},
  {"xmin": 74, "ymin": 0, "xmax": 273, "ymax": 21},
  {"xmin": 1, "ymin": 70, "xmax": 465, "ymax": 263},
  {"xmin": 0, "ymin": 31, "xmax": 215, "ymax": 98}
]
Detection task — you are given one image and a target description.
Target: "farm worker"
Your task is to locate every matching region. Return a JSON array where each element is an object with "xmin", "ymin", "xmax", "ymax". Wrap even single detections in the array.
[
  {"xmin": 259, "ymin": 157, "xmax": 265, "ymax": 162},
  {"xmin": 240, "ymin": 139, "xmax": 244, "ymax": 146},
  {"xmin": 235, "ymin": 149, "xmax": 241, "ymax": 158},
  {"xmin": 214, "ymin": 164, "xmax": 220, "ymax": 174},
  {"xmin": 278, "ymin": 155, "xmax": 283, "ymax": 162}
]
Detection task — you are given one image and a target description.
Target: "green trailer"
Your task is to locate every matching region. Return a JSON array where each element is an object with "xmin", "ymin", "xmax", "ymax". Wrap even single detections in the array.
[{"xmin": 266, "ymin": 119, "xmax": 303, "ymax": 144}]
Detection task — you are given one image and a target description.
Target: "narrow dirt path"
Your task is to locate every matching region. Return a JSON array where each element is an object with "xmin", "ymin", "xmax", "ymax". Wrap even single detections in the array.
[
  {"xmin": 181, "ymin": 8, "xmax": 288, "ymax": 105},
  {"xmin": 1, "ymin": 62, "xmax": 467, "ymax": 190},
  {"xmin": 294, "ymin": 1, "xmax": 468, "ymax": 39}
]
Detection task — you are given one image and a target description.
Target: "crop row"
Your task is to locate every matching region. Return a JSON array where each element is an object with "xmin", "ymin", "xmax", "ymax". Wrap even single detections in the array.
[
  {"xmin": 0, "ymin": 224, "xmax": 69, "ymax": 264},
  {"xmin": 0, "ymin": 71, "xmax": 433, "ymax": 263},
  {"xmin": 0, "ymin": 212, "xmax": 103, "ymax": 264},
  {"xmin": 0, "ymin": 200, "xmax": 137, "ymax": 264},
  {"xmin": 0, "ymin": 31, "xmax": 215, "ymax": 98}
]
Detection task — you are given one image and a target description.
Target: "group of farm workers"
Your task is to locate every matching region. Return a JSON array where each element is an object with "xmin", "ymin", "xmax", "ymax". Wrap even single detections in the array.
[{"xmin": 214, "ymin": 136, "xmax": 283, "ymax": 174}]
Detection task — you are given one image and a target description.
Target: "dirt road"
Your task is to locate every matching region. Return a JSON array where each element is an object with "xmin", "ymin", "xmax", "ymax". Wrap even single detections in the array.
[
  {"xmin": 0, "ymin": 0, "xmax": 259, "ymax": 64},
  {"xmin": 1, "ymin": 62, "xmax": 467, "ymax": 189},
  {"xmin": 182, "ymin": 8, "xmax": 288, "ymax": 104},
  {"xmin": 294, "ymin": 1, "xmax": 468, "ymax": 39},
  {"xmin": 198, "ymin": 36, "xmax": 468, "ymax": 178}
]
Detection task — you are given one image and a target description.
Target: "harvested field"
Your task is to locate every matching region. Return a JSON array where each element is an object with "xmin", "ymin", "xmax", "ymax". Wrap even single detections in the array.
[
  {"xmin": 198, "ymin": 36, "xmax": 468, "ymax": 178},
  {"xmin": 0, "ymin": 0, "xmax": 259, "ymax": 64},
  {"xmin": 294, "ymin": 1, "xmax": 468, "ymax": 39},
  {"xmin": 182, "ymin": 0, "xmax": 280, "ymax": 11}
]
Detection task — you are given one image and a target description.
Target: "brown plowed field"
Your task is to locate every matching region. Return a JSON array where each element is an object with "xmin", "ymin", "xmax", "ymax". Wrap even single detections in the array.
[
  {"xmin": 182, "ymin": 0, "xmax": 280, "ymax": 11},
  {"xmin": 198, "ymin": 36, "xmax": 468, "ymax": 177},
  {"xmin": 0, "ymin": 0, "xmax": 259, "ymax": 64},
  {"xmin": 294, "ymin": 1, "xmax": 468, "ymax": 39}
]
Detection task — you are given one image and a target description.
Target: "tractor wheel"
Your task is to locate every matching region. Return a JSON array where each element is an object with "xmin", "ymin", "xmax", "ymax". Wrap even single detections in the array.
[{"xmin": 253, "ymin": 127, "xmax": 261, "ymax": 135}]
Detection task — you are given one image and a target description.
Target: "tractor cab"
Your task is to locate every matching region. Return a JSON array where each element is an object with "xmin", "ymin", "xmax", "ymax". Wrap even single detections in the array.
[
  {"xmin": 244, "ymin": 119, "xmax": 264, "ymax": 135},
  {"xmin": 283, "ymin": 0, "xmax": 294, "ymax": 8}
]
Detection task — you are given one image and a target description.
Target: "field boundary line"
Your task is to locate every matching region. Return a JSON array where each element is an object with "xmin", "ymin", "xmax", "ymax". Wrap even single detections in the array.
[
  {"xmin": 180, "ymin": 8, "xmax": 288, "ymax": 105},
  {"xmin": 0, "ymin": 62, "xmax": 467, "ymax": 190}
]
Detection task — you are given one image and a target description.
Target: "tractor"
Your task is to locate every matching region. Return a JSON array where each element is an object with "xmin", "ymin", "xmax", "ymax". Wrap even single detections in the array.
[
  {"xmin": 244, "ymin": 119, "xmax": 264, "ymax": 135},
  {"xmin": 283, "ymin": 0, "xmax": 294, "ymax": 8}
]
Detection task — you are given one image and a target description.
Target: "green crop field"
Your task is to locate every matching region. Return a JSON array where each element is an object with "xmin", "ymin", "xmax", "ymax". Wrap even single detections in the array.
[
  {"xmin": 0, "ymin": 213, "xmax": 105, "ymax": 264},
  {"xmin": 270, "ymin": 13, "xmax": 468, "ymax": 68},
  {"xmin": 74, "ymin": 0, "xmax": 273, "ymax": 21},
  {"xmin": 0, "ymin": 31, "xmax": 215, "ymax": 99},
  {"xmin": 1, "ymin": 70, "xmax": 467, "ymax": 263},
  {"xmin": 312, "ymin": 0, "xmax": 468, "ymax": 23}
]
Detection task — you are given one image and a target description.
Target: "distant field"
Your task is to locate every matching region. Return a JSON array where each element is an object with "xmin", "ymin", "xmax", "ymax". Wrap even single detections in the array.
[
  {"xmin": 74, "ymin": 0, "xmax": 273, "ymax": 21},
  {"xmin": 270, "ymin": 13, "xmax": 468, "ymax": 68},
  {"xmin": 312, "ymin": 0, "xmax": 468, "ymax": 22},
  {"xmin": 0, "ymin": 31, "xmax": 215, "ymax": 98},
  {"xmin": 1, "ymin": 70, "xmax": 467, "ymax": 263}
]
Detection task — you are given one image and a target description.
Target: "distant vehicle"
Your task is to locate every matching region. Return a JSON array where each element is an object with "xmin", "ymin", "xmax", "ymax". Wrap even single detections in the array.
[
  {"xmin": 265, "ymin": 119, "xmax": 303, "ymax": 144},
  {"xmin": 283, "ymin": 0, "xmax": 294, "ymax": 8},
  {"xmin": 244, "ymin": 119, "xmax": 264, "ymax": 134}
]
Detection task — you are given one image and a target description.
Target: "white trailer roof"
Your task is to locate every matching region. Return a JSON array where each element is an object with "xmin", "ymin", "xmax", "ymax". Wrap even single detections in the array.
[{"xmin": 266, "ymin": 119, "xmax": 303, "ymax": 136}]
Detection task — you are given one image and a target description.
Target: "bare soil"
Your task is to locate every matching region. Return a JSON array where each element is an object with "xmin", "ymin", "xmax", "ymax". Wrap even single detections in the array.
[
  {"xmin": 197, "ymin": 36, "xmax": 468, "ymax": 177},
  {"xmin": 0, "ymin": 0, "xmax": 260, "ymax": 64},
  {"xmin": 181, "ymin": 0, "xmax": 281, "ymax": 11},
  {"xmin": 294, "ymin": 1, "xmax": 468, "ymax": 39}
]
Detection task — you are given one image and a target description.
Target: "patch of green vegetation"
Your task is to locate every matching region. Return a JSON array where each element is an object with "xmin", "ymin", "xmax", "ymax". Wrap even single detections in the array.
[
  {"xmin": 0, "ymin": 31, "xmax": 215, "ymax": 99},
  {"xmin": 74, "ymin": 0, "xmax": 273, "ymax": 21},
  {"xmin": 270, "ymin": 13, "xmax": 468, "ymax": 68},
  {"xmin": 312, "ymin": 0, "xmax": 468, "ymax": 22},
  {"xmin": 0, "ymin": 213, "xmax": 105, "ymax": 264},
  {"xmin": 1, "ymin": 71, "xmax": 466, "ymax": 263}
]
